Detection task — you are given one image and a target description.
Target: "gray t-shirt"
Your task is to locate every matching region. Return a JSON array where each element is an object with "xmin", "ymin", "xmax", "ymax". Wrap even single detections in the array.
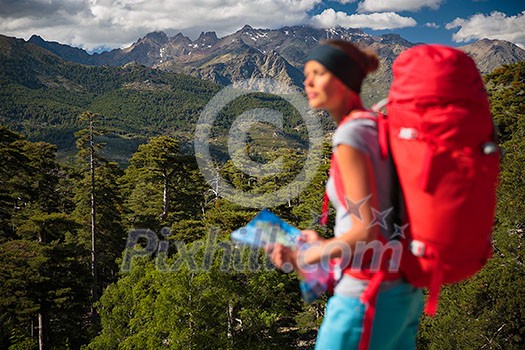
[{"xmin": 326, "ymin": 115, "xmax": 401, "ymax": 296}]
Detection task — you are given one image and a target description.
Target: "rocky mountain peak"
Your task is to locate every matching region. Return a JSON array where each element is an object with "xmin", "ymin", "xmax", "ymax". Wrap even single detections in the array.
[
  {"xmin": 240, "ymin": 24, "xmax": 254, "ymax": 32},
  {"xmin": 459, "ymin": 38, "xmax": 525, "ymax": 74},
  {"xmin": 119, "ymin": 31, "xmax": 171, "ymax": 66},
  {"xmin": 321, "ymin": 26, "xmax": 372, "ymax": 43},
  {"xmin": 194, "ymin": 31, "xmax": 219, "ymax": 46},
  {"xmin": 141, "ymin": 31, "xmax": 169, "ymax": 45},
  {"xmin": 28, "ymin": 34, "xmax": 45, "ymax": 44},
  {"xmin": 172, "ymin": 32, "xmax": 191, "ymax": 41},
  {"xmin": 27, "ymin": 34, "xmax": 94, "ymax": 64},
  {"xmin": 230, "ymin": 24, "xmax": 272, "ymax": 45},
  {"xmin": 169, "ymin": 32, "xmax": 192, "ymax": 48},
  {"xmin": 378, "ymin": 33, "xmax": 416, "ymax": 46}
]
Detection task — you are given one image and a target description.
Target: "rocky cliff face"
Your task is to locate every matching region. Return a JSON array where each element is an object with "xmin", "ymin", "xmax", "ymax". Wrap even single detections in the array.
[{"xmin": 459, "ymin": 39, "xmax": 525, "ymax": 74}]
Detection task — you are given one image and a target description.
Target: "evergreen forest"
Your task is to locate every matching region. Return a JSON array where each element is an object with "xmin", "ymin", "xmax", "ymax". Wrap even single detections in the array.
[{"xmin": 0, "ymin": 56, "xmax": 524, "ymax": 349}]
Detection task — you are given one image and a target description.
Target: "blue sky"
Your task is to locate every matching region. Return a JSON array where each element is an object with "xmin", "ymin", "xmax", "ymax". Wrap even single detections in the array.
[
  {"xmin": 0, "ymin": 0, "xmax": 523, "ymax": 51},
  {"xmin": 310, "ymin": 0, "xmax": 525, "ymax": 47}
]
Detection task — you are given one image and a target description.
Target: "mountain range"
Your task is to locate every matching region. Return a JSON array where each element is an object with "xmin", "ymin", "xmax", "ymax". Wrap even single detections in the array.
[
  {"xmin": 26, "ymin": 25, "xmax": 525, "ymax": 103},
  {"xmin": 1, "ymin": 25, "xmax": 525, "ymax": 162}
]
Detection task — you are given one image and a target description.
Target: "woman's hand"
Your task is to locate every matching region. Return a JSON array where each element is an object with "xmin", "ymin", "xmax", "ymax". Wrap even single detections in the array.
[
  {"xmin": 267, "ymin": 230, "xmax": 326, "ymax": 274},
  {"xmin": 299, "ymin": 229, "xmax": 323, "ymax": 244},
  {"xmin": 297, "ymin": 230, "xmax": 326, "ymax": 269},
  {"xmin": 266, "ymin": 243, "xmax": 297, "ymax": 273}
]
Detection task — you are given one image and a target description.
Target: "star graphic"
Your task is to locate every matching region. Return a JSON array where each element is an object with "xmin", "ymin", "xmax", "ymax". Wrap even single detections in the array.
[
  {"xmin": 341, "ymin": 194, "xmax": 372, "ymax": 222},
  {"xmin": 287, "ymin": 232, "xmax": 299, "ymax": 246},
  {"xmin": 310, "ymin": 210, "xmax": 329, "ymax": 226},
  {"xmin": 391, "ymin": 223, "xmax": 409, "ymax": 240},
  {"xmin": 368, "ymin": 207, "xmax": 393, "ymax": 230}
]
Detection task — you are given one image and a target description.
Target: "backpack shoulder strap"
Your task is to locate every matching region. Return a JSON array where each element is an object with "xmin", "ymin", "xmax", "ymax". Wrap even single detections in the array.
[
  {"xmin": 371, "ymin": 99, "xmax": 389, "ymax": 160},
  {"xmin": 340, "ymin": 105, "xmax": 389, "ymax": 160}
]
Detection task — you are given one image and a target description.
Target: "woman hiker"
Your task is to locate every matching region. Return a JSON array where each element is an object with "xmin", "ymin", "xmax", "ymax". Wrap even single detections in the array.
[{"xmin": 268, "ymin": 39, "xmax": 424, "ymax": 350}]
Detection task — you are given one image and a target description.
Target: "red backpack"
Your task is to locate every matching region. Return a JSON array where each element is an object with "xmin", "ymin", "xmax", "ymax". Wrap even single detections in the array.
[
  {"xmin": 383, "ymin": 44, "xmax": 500, "ymax": 315},
  {"xmin": 324, "ymin": 44, "xmax": 500, "ymax": 318}
]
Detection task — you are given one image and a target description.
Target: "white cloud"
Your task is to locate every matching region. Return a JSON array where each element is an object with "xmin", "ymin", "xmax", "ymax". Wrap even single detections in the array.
[
  {"xmin": 425, "ymin": 22, "xmax": 440, "ymax": 29},
  {"xmin": 311, "ymin": 9, "xmax": 417, "ymax": 30},
  {"xmin": 0, "ymin": 0, "xmax": 89, "ymax": 17},
  {"xmin": 446, "ymin": 11, "xmax": 525, "ymax": 48},
  {"xmin": 0, "ymin": 0, "xmax": 324, "ymax": 50},
  {"xmin": 357, "ymin": 0, "xmax": 444, "ymax": 13}
]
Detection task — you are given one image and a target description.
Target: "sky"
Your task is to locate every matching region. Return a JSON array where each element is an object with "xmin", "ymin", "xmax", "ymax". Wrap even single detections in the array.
[{"xmin": 0, "ymin": 0, "xmax": 524, "ymax": 52}]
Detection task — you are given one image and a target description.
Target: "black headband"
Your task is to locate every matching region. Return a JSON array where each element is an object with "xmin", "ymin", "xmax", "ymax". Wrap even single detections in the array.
[{"xmin": 306, "ymin": 44, "xmax": 365, "ymax": 93}]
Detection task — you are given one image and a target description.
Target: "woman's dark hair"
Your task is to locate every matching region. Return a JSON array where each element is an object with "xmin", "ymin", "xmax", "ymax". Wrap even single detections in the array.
[
  {"xmin": 323, "ymin": 39, "xmax": 379, "ymax": 76},
  {"xmin": 306, "ymin": 39, "xmax": 379, "ymax": 92}
]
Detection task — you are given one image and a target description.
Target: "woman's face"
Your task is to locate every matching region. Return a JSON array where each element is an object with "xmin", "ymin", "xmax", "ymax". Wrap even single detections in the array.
[{"xmin": 303, "ymin": 60, "xmax": 350, "ymax": 114}]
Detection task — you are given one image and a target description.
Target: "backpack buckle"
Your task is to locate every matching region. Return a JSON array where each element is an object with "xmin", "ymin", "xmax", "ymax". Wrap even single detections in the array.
[
  {"xmin": 399, "ymin": 128, "xmax": 418, "ymax": 140},
  {"xmin": 410, "ymin": 240, "xmax": 426, "ymax": 257}
]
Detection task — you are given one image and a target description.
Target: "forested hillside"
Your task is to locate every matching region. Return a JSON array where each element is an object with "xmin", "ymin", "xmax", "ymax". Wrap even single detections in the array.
[
  {"xmin": 0, "ymin": 54, "xmax": 524, "ymax": 350},
  {"xmin": 0, "ymin": 34, "xmax": 216, "ymax": 161},
  {"xmin": 0, "ymin": 35, "xmax": 313, "ymax": 164}
]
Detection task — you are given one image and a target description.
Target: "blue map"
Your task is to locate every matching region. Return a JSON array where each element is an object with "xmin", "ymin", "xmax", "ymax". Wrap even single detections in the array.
[{"xmin": 230, "ymin": 209, "xmax": 301, "ymax": 249}]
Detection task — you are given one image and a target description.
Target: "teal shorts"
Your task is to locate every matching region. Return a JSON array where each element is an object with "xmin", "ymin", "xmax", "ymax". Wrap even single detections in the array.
[{"xmin": 315, "ymin": 282, "xmax": 424, "ymax": 350}]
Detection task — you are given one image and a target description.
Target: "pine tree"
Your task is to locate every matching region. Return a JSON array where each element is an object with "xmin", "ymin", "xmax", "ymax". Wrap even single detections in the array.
[
  {"xmin": 120, "ymin": 135, "xmax": 180, "ymax": 230},
  {"xmin": 0, "ymin": 128, "xmax": 91, "ymax": 349},
  {"xmin": 74, "ymin": 111, "xmax": 127, "ymax": 334}
]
